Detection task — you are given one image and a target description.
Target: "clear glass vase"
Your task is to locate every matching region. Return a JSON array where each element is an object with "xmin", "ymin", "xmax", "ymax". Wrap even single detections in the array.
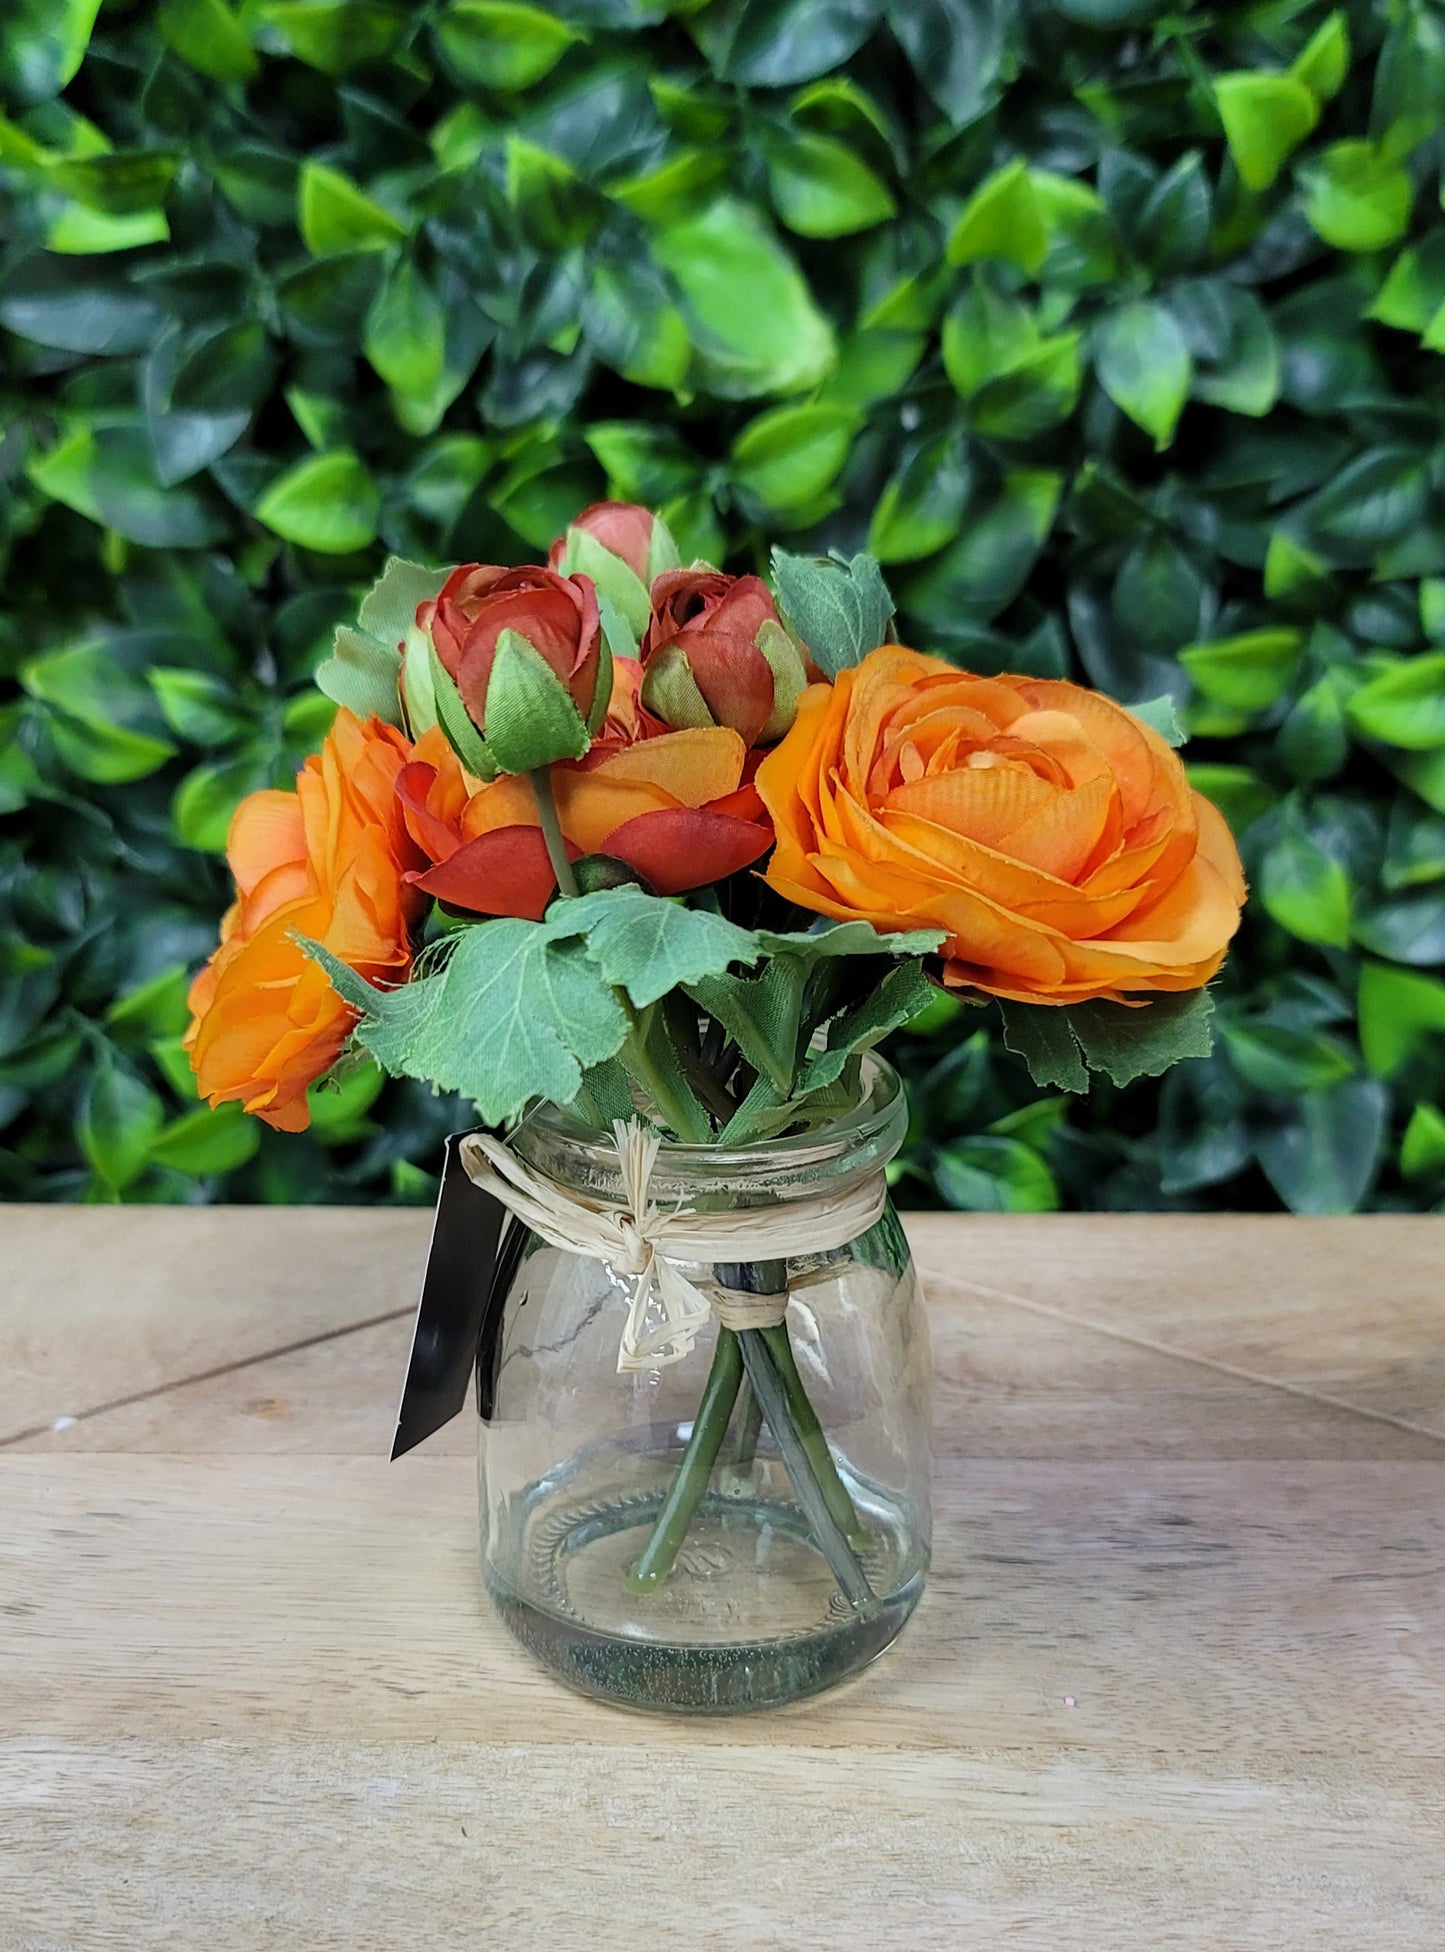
[{"xmin": 477, "ymin": 1057, "xmax": 932, "ymax": 1714}]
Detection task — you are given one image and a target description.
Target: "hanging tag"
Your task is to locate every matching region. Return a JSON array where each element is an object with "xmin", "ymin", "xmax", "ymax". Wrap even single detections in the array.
[{"xmin": 391, "ymin": 1132, "xmax": 506, "ymax": 1460}]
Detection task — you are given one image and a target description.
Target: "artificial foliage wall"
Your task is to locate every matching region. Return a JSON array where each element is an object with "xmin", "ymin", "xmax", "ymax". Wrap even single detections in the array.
[{"xmin": 2, "ymin": 0, "xmax": 1444, "ymax": 1213}]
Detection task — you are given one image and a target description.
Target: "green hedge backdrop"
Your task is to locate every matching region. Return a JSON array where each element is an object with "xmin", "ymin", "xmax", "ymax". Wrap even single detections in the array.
[{"xmin": 3, "ymin": 0, "xmax": 1445, "ymax": 1212}]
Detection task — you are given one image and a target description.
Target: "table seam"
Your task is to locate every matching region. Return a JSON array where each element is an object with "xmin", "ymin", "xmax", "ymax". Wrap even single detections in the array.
[
  {"xmin": 0, "ymin": 1304, "xmax": 414, "ymax": 1450},
  {"xmin": 928, "ymin": 1271, "xmax": 1445, "ymax": 1449}
]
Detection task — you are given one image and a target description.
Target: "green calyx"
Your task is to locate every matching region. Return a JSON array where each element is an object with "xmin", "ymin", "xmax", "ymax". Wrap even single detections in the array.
[
  {"xmin": 641, "ymin": 641, "xmax": 716, "ymax": 730},
  {"xmin": 756, "ymin": 617, "xmax": 809, "ymax": 741},
  {"xmin": 483, "ymin": 628, "xmax": 592, "ymax": 774},
  {"xmin": 563, "ymin": 526, "xmax": 652, "ymax": 636}
]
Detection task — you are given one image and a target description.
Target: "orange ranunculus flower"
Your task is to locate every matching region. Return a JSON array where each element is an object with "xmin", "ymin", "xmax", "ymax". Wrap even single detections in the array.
[
  {"xmin": 395, "ymin": 722, "xmax": 771, "ymax": 919},
  {"xmin": 185, "ymin": 709, "xmax": 426, "ymax": 1130},
  {"xmin": 756, "ymin": 646, "xmax": 1245, "ymax": 1005}
]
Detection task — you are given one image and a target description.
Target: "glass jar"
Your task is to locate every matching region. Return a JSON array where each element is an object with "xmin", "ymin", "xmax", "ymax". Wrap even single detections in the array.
[{"xmin": 477, "ymin": 1056, "xmax": 932, "ymax": 1714}]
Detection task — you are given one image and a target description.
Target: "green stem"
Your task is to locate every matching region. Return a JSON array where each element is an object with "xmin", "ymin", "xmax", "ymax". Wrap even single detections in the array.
[
  {"xmin": 626, "ymin": 1328, "xmax": 744, "ymax": 1592},
  {"xmin": 529, "ymin": 767, "xmax": 577, "ymax": 899},
  {"xmin": 733, "ymin": 1379, "xmax": 764, "ymax": 1469},
  {"xmin": 620, "ymin": 1006, "xmax": 712, "ymax": 1143},
  {"xmin": 760, "ymin": 1321, "xmax": 869, "ymax": 1549},
  {"xmin": 735, "ymin": 1328, "xmax": 875, "ymax": 1613}
]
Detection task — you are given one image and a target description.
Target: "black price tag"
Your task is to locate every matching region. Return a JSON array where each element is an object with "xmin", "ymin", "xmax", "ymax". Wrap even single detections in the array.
[{"xmin": 391, "ymin": 1132, "xmax": 509, "ymax": 1459}]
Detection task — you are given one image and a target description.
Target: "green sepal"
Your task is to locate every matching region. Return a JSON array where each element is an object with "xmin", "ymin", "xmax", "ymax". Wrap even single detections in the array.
[
  {"xmin": 428, "ymin": 640, "xmax": 497, "ymax": 779},
  {"xmin": 647, "ymin": 515, "xmax": 682, "ymax": 579},
  {"xmin": 756, "ymin": 617, "xmax": 810, "ymax": 741},
  {"xmin": 565, "ymin": 526, "xmax": 652, "ymax": 636},
  {"xmin": 999, "ymin": 1000, "xmax": 1089, "ymax": 1093},
  {"xmin": 401, "ymin": 623, "xmax": 438, "ymax": 736},
  {"xmin": 586, "ymin": 600, "xmax": 620, "ymax": 735},
  {"xmin": 641, "ymin": 641, "xmax": 716, "ymax": 730},
  {"xmin": 483, "ymin": 628, "xmax": 592, "ymax": 773}
]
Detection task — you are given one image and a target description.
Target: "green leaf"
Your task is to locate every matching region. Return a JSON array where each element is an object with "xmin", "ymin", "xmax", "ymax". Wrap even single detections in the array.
[
  {"xmin": 1260, "ymin": 812, "xmax": 1354, "ymax": 947},
  {"xmin": 1169, "ymin": 279, "xmax": 1280, "ymax": 418},
  {"xmin": 1346, "ymin": 656, "xmax": 1445, "ymax": 750},
  {"xmin": 900, "ymin": 470, "xmax": 1061, "ymax": 627},
  {"xmin": 79, "ymin": 1054, "xmax": 166, "ymax": 1193},
  {"xmin": 731, "ymin": 403, "xmax": 860, "ymax": 515},
  {"xmin": 0, "ymin": 255, "xmax": 163, "ymax": 354},
  {"xmin": 1214, "ymin": 73, "xmax": 1319, "ymax": 191},
  {"xmin": 307, "ymin": 1056, "xmax": 386, "ymax": 1135},
  {"xmin": 1095, "ymin": 301, "xmax": 1193, "ymax": 449},
  {"xmin": 1368, "ymin": 231, "xmax": 1445, "ymax": 335},
  {"xmin": 1358, "ymin": 962, "xmax": 1445, "ymax": 1076},
  {"xmin": 262, "ymin": 1, "xmax": 403, "ymax": 72},
  {"xmin": 506, "ymin": 135, "xmax": 605, "ymax": 249},
  {"xmin": 1300, "ymin": 141, "xmax": 1413, "ymax": 253},
  {"xmin": 1291, "ymin": 12, "xmax": 1350, "ymax": 104},
  {"xmin": 1221, "ymin": 1021, "xmax": 1354, "ymax": 1093},
  {"xmin": 867, "ymin": 429, "xmax": 974, "ymax": 565},
  {"xmin": 946, "ymin": 160, "xmax": 1046, "ymax": 271},
  {"xmin": 754, "ymin": 920, "xmax": 946, "ymax": 964},
  {"xmin": 1400, "ymin": 1102, "xmax": 1445, "ymax": 1178},
  {"xmin": 435, "ymin": 1, "xmax": 583, "ymax": 90},
  {"xmin": 1353, "ymin": 895, "xmax": 1445, "ymax": 966},
  {"xmin": 935, "ymin": 1136, "xmax": 1059, "ymax": 1213},
  {"xmin": 650, "ymin": 199, "xmax": 836, "ymax": 399},
  {"xmin": 1063, "ymin": 988, "xmax": 1216, "ymax": 1087},
  {"xmin": 303, "ymin": 921, "xmax": 629, "ymax": 1126},
  {"xmin": 45, "ymin": 149, "xmax": 180, "ymax": 216},
  {"xmin": 316, "ymin": 558, "xmax": 445, "ymax": 726},
  {"xmin": 1, "ymin": 0, "xmax": 102, "ymax": 101},
  {"xmin": 795, "ymin": 961, "xmax": 938, "ymax": 1093},
  {"xmin": 1254, "ymin": 1077, "xmax": 1387, "ymax": 1214},
  {"xmin": 150, "ymin": 1101, "xmax": 260, "ymax": 1176},
  {"xmin": 687, "ymin": 960, "xmax": 807, "ymax": 1095},
  {"xmin": 998, "ymin": 1001, "xmax": 1089, "ymax": 1093},
  {"xmin": 364, "ymin": 257, "xmax": 447, "ymax": 406},
  {"xmin": 173, "ymin": 753, "xmax": 273, "ymax": 853},
  {"xmin": 314, "ymin": 625, "xmax": 401, "ymax": 723},
  {"xmin": 770, "ymin": 548, "xmax": 896, "ymax": 678},
  {"xmin": 1129, "ymin": 695, "xmax": 1187, "ymax": 747},
  {"xmin": 158, "ymin": 0, "xmax": 258, "ymax": 82},
  {"xmin": 298, "ymin": 161, "xmax": 407, "ymax": 256},
  {"xmin": 149, "ymin": 668, "xmax": 244, "ymax": 745},
  {"xmin": 1180, "ymin": 629, "xmax": 1305, "ymax": 713},
  {"xmin": 254, "ymin": 451, "xmax": 381, "ymax": 555},
  {"xmin": 552, "ymin": 885, "xmax": 759, "ymax": 1009},
  {"xmin": 765, "ymin": 130, "xmax": 896, "ymax": 238}
]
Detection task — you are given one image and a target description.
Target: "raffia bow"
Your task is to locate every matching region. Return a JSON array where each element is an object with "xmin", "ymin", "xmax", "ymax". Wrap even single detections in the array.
[{"xmin": 459, "ymin": 1118, "xmax": 888, "ymax": 1373}]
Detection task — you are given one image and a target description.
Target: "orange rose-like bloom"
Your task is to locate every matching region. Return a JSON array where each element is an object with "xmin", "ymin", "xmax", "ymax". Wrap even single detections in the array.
[
  {"xmin": 757, "ymin": 647, "xmax": 1245, "ymax": 1004},
  {"xmin": 395, "ymin": 723, "xmax": 771, "ymax": 919},
  {"xmin": 185, "ymin": 710, "xmax": 426, "ymax": 1129}
]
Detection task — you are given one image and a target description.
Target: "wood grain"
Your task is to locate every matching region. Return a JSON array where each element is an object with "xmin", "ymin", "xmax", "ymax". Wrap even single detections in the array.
[{"xmin": 2, "ymin": 1209, "xmax": 1443, "ymax": 1949}]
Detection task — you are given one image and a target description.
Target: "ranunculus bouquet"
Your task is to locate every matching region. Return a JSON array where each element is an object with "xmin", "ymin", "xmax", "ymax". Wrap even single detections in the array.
[{"xmin": 188, "ymin": 502, "xmax": 1245, "ymax": 1646}]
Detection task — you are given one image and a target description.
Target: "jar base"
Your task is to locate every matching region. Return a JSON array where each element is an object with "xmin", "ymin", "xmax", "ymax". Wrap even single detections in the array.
[
  {"xmin": 481, "ymin": 1445, "xmax": 926, "ymax": 1713},
  {"xmin": 485, "ymin": 1565, "xmax": 925, "ymax": 1714}
]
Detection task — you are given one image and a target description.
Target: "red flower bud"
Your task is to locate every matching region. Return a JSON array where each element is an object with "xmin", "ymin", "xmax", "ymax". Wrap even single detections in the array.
[
  {"xmin": 548, "ymin": 501, "xmax": 659, "ymax": 585},
  {"xmin": 417, "ymin": 563, "xmax": 603, "ymax": 747},
  {"xmin": 640, "ymin": 569, "xmax": 806, "ymax": 748}
]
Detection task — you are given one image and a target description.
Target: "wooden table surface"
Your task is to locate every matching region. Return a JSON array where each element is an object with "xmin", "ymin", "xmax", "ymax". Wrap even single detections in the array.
[{"xmin": 2, "ymin": 1208, "xmax": 1442, "ymax": 1950}]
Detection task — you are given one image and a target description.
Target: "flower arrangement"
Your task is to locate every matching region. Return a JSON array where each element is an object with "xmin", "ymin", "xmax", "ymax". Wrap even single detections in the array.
[{"xmin": 186, "ymin": 502, "xmax": 1245, "ymax": 1633}]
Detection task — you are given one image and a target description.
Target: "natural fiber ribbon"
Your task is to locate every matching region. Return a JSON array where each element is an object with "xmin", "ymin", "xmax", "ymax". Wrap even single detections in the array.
[{"xmin": 459, "ymin": 1118, "xmax": 887, "ymax": 1373}]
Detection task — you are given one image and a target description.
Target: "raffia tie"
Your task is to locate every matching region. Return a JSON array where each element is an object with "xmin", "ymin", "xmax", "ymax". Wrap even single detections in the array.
[{"xmin": 459, "ymin": 1118, "xmax": 887, "ymax": 1373}]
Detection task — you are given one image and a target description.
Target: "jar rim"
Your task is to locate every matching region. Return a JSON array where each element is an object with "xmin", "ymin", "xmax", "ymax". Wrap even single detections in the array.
[{"xmin": 513, "ymin": 1053, "xmax": 907, "ymax": 1201}]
